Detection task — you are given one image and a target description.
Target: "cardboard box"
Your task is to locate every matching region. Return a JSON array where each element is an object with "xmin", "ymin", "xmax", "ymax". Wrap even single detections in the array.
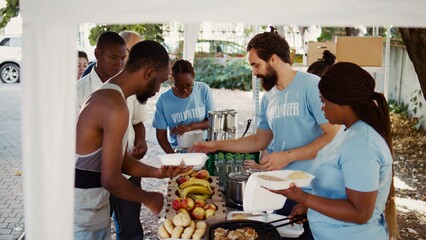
[
  {"xmin": 336, "ymin": 37, "xmax": 383, "ymax": 66},
  {"xmin": 307, "ymin": 42, "xmax": 336, "ymax": 66}
]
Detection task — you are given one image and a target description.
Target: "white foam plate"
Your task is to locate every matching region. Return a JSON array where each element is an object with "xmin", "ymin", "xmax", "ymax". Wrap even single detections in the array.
[
  {"xmin": 253, "ymin": 170, "xmax": 314, "ymax": 190},
  {"xmin": 156, "ymin": 153, "xmax": 208, "ymax": 170},
  {"xmin": 243, "ymin": 173, "xmax": 286, "ymax": 212}
]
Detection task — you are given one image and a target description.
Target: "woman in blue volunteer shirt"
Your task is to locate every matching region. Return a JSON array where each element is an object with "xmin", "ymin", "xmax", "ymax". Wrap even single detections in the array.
[
  {"xmin": 153, "ymin": 59, "xmax": 215, "ymax": 153},
  {"xmin": 268, "ymin": 62, "xmax": 398, "ymax": 239}
]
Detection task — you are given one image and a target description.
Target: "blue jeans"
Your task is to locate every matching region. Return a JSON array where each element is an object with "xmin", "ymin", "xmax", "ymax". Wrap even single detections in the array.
[
  {"xmin": 110, "ymin": 176, "xmax": 143, "ymax": 240},
  {"xmin": 74, "ymin": 227, "xmax": 110, "ymax": 240},
  {"xmin": 274, "ymin": 199, "xmax": 314, "ymax": 240}
]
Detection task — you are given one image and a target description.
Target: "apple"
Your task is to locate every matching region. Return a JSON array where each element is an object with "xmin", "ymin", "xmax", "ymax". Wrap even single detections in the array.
[
  {"xmin": 196, "ymin": 169, "xmax": 210, "ymax": 180},
  {"xmin": 177, "ymin": 208, "xmax": 190, "ymax": 216},
  {"xmin": 205, "ymin": 208, "xmax": 216, "ymax": 219},
  {"xmin": 194, "ymin": 199, "xmax": 206, "ymax": 208},
  {"xmin": 181, "ymin": 197, "xmax": 195, "ymax": 211},
  {"xmin": 176, "ymin": 175, "xmax": 190, "ymax": 186},
  {"xmin": 191, "ymin": 207, "xmax": 206, "ymax": 220},
  {"xmin": 172, "ymin": 198, "xmax": 183, "ymax": 210},
  {"xmin": 204, "ymin": 203, "xmax": 217, "ymax": 211}
]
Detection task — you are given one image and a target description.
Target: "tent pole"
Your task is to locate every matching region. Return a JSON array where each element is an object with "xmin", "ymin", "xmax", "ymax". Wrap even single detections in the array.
[{"xmin": 384, "ymin": 26, "xmax": 391, "ymax": 100}]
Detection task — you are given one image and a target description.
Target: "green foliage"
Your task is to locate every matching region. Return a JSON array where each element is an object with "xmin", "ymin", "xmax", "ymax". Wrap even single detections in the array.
[
  {"xmin": 388, "ymin": 99, "xmax": 409, "ymax": 117},
  {"xmin": 88, "ymin": 24, "xmax": 164, "ymax": 46},
  {"xmin": 193, "ymin": 58, "xmax": 252, "ymax": 91},
  {"xmin": 317, "ymin": 26, "xmax": 404, "ymax": 45},
  {"xmin": 0, "ymin": 0, "xmax": 19, "ymax": 29},
  {"xmin": 317, "ymin": 27, "xmax": 347, "ymax": 42}
]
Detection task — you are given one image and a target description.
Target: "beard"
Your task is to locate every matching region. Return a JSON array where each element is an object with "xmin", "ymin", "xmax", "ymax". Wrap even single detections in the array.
[
  {"xmin": 257, "ymin": 64, "xmax": 277, "ymax": 91},
  {"xmin": 136, "ymin": 77, "xmax": 157, "ymax": 104}
]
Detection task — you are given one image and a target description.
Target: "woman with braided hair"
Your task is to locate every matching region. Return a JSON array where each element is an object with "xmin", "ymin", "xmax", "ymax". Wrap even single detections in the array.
[{"xmin": 268, "ymin": 62, "xmax": 398, "ymax": 239}]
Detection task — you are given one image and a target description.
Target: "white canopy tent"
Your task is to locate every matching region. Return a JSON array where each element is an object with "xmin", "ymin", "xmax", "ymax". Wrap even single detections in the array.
[{"xmin": 19, "ymin": 0, "xmax": 426, "ymax": 239}]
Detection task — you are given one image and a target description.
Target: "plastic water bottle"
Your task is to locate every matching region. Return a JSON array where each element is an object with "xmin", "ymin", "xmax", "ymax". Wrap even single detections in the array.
[
  {"xmin": 234, "ymin": 153, "xmax": 243, "ymax": 172},
  {"xmin": 217, "ymin": 154, "xmax": 226, "ymax": 190}
]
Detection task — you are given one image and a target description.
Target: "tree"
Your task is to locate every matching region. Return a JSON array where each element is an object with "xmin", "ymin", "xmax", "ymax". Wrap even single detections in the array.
[
  {"xmin": 0, "ymin": 0, "xmax": 19, "ymax": 29},
  {"xmin": 399, "ymin": 28, "xmax": 426, "ymax": 100},
  {"xmin": 88, "ymin": 24, "xmax": 164, "ymax": 46}
]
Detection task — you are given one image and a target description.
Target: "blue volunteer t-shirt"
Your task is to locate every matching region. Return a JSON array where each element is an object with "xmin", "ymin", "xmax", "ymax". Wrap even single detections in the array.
[
  {"xmin": 152, "ymin": 82, "xmax": 214, "ymax": 148},
  {"xmin": 257, "ymin": 71, "xmax": 328, "ymax": 173},
  {"xmin": 308, "ymin": 120, "xmax": 392, "ymax": 239}
]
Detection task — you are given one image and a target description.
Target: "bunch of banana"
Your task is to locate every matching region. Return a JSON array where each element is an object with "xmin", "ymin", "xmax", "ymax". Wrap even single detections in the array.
[
  {"xmin": 188, "ymin": 193, "xmax": 211, "ymax": 201},
  {"xmin": 179, "ymin": 178, "xmax": 210, "ymax": 189},
  {"xmin": 178, "ymin": 178, "xmax": 213, "ymax": 199}
]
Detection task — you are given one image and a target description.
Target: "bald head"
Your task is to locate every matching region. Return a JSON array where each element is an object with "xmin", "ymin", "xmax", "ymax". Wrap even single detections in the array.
[{"xmin": 119, "ymin": 31, "xmax": 143, "ymax": 51}]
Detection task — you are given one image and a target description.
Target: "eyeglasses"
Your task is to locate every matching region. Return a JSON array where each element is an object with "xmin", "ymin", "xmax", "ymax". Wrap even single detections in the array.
[{"xmin": 173, "ymin": 82, "xmax": 194, "ymax": 92}]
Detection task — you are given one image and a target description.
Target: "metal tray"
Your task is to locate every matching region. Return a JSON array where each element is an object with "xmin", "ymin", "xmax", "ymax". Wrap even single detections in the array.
[{"xmin": 206, "ymin": 219, "xmax": 281, "ymax": 240}]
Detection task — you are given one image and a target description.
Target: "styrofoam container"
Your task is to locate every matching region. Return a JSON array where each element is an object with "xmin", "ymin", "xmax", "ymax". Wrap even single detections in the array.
[
  {"xmin": 182, "ymin": 153, "xmax": 208, "ymax": 170},
  {"xmin": 157, "ymin": 153, "xmax": 208, "ymax": 170},
  {"xmin": 253, "ymin": 170, "xmax": 314, "ymax": 190},
  {"xmin": 157, "ymin": 153, "xmax": 183, "ymax": 166},
  {"xmin": 177, "ymin": 130, "xmax": 204, "ymax": 148},
  {"xmin": 243, "ymin": 173, "xmax": 286, "ymax": 212},
  {"xmin": 226, "ymin": 211, "xmax": 266, "ymax": 221}
]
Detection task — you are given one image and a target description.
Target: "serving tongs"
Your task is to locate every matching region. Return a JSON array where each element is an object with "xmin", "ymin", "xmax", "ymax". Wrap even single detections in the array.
[{"xmin": 262, "ymin": 214, "xmax": 307, "ymax": 231}]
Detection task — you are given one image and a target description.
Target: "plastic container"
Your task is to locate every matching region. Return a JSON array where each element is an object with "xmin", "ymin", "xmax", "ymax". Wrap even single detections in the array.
[
  {"xmin": 157, "ymin": 153, "xmax": 208, "ymax": 169},
  {"xmin": 177, "ymin": 130, "xmax": 204, "ymax": 148}
]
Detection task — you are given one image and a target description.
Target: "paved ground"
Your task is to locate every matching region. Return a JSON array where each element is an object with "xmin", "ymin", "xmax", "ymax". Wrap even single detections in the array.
[
  {"xmin": 0, "ymin": 83, "xmax": 255, "ymax": 239},
  {"xmin": 0, "ymin": 84, "xmax": 24, "ymax": 240}
]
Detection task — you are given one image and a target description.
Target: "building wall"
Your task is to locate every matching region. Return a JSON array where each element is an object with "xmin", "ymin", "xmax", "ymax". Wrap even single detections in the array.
[{"xmin": 388, "ymin": 45, "xmax": 426, "ymax": 129}]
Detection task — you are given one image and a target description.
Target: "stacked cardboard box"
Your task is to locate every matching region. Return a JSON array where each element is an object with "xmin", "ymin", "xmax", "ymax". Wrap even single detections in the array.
[{"xmin": 307, "ymin": 37, "xmax": 383, "ymax": 67}]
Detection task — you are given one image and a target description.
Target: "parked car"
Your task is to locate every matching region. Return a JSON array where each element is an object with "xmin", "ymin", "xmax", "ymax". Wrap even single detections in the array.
[{"xmin": 0, "ymin": 35, "xmax": 22, "ymax": 84}]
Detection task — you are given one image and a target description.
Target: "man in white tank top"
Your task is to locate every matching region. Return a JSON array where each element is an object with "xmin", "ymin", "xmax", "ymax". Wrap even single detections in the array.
[{"xmin": 75, "ymin": 40, "xmax": 190, "ymax": 239}]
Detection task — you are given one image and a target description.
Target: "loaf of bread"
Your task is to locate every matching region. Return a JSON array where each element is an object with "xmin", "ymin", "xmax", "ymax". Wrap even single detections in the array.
[
  {"xmin": 171, "ymin": 226, "xmax": 184, "ymax": 238},
  {"xmin": 158, "ymin": 224, "xmax": 171, "ymax": 239},
  {"xmin": 192, "ymin": 228, "xmax": 206, "ymax": 240},
  {"xmin": 163, "ymin": 218, "xmax": 174, "ymax": 235},
  {"xmin": 172, "ymin": 213, "xmax": 191, "ymax": 227},
  {"xmin": 288, "ymin": 171, "xmax": 309, "ymax": 180},
  {"xmin": 181, "ymin": 227, "xmax": 195, "ymax": 239}
]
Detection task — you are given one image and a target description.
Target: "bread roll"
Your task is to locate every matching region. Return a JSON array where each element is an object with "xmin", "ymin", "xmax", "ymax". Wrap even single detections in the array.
[
  {"xmin": 181, "ymin": 227, "xmax": 195, "ymax": 239},
  {"xmin": 163, "ymin": 218, "xmax": 174, "ymax": 235},
  {"xmin": 171, "ymin": 226, "xmax": 184, "ymax": 238},
  {"xmin": 189, "ymin": 220, "xmax": 196, "ymax": 229},
  {"xmin": 173, "ymin": 213, "xmax": 191, "ymax": 227},
  {"xmin": 288, "ymin": 171, "xmax": 309, "ymax": 180},
  {"xmin": 158, "ymin": 224, "xmax": 171, "ymax": 239},
  {"xmin": 195, "ymin": 221, "xmax": 207, "ymax": 230},
  {"xmin": 192, "ymin": 228, "xmax": 206, "ymax": 240}
]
